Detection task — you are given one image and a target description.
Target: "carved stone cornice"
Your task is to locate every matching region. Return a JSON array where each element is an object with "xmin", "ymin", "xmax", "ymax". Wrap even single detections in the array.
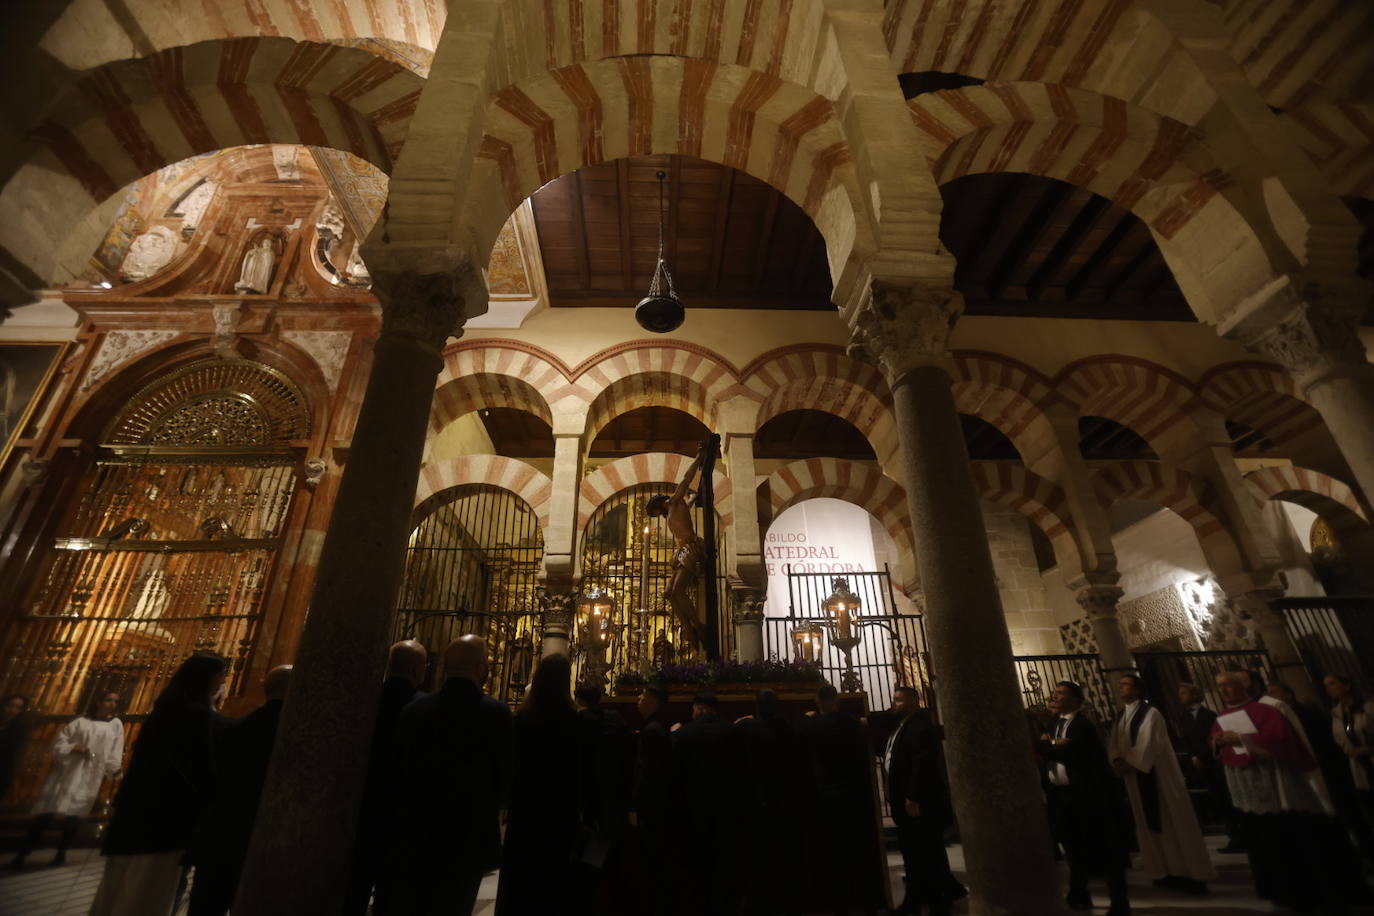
[
  {"xmin": 1221, "ymin": 277, "xmax": 1371, "ymax": 394},
  {"xmin": 729, "ymin": 588, "xmax": 766, "ymax": 626},
  {"xmin": 1074, "ymin": 584, "xmax": 1124, "ymax": 620},
  {"xmin": 371, "ymin": 267, "xmax": 472, "ymax": 353},
  {"xmin": 848, "ymin": 281, "xmax": 963, "ymax": 384}
]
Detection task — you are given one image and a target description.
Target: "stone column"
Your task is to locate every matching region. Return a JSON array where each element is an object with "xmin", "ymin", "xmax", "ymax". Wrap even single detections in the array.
[
  {"xmin": 720, "ymin": 397, "xmax": 765, "ymax": 587},
  {"xmin": 543, "ymin": 413, "xmax": 585, "ymax": 587},
  {"xmin": 1223, "ymin": 281, "xmax": 1374, "ymax": 503},
  {"xmin": 234, "ymin": 262, "xmax": 476, "ymax": 916},
  {"xmin": 852, "ymin": 282, "xmax": 1061, "ymax": 916},
  {"xmin": 730, "ymin": 586, "xmax": 766, "ymax": 663},
  {"xmin": 539, "ymin": 588, "xmax": 575, "ymax": 658},
  {"xmin": 1074, "ymin": 583, "xmax": 1135, "ymax": 674}
]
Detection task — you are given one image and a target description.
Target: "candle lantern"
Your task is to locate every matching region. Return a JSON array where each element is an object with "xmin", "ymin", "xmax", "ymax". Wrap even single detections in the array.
[
  {"xmin": 790, "ymin": 622, "xmax": 825, "ymax": 663},
  {"xmin": 824, "ymin": 577, "xmax": 863, "ymax": 692},
  {"xmin": 576, "ymin": 587, "xmax": 617, "ymax": 686}
]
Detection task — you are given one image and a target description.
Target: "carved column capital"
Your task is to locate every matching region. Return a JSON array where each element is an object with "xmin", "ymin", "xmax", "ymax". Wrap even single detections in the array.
[
  {"xmin": 848, "ymin": 281, "xmax": 963, "ymax": 384},
  {"xmin": 371, "ymin": 266, "xmax": 474, "ymax": 353},
  {"xmin": 537, "ymin": 588, "xmax": 576, "ymax": 637},
  {"xmin": 1074, "ymin": 584, "xmax": 1124, "ymax": 620},
  {"xmin": 730, "ymin": 588, "xmax": 766, "ymax": 626},
  {"xmin": 1227, "ymin": 587, "xmax": 1286, "ymax": 628},
  {"xmin": 1222, "ymin": 277, "xmax": 1371, "ymax": 394}
]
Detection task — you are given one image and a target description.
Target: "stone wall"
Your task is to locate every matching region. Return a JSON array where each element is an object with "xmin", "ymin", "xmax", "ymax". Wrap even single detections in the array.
[{"xmin": 983, "ymin": 502, "xmax": 1062, "ymax": 655}]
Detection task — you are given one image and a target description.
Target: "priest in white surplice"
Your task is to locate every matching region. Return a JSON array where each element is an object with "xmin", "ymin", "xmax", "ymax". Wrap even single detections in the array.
[{"xmin": 1109, "ymin": 674, "xmax": 1215, "ymax": 894}]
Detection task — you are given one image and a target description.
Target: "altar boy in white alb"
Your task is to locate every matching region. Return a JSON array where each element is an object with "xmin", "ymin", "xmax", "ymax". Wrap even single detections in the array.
[{"xmin": 1109, "ymin": 674, "xmax": 1216, "ymax": 894}]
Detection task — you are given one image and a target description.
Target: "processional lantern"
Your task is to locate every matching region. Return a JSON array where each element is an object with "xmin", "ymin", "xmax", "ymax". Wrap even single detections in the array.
[
  {"xmin": 791, "ymin": 621, "xmax": 825, "ymax": 662},
  {"xmin": 824, "ymin": 577, "xmax": 864, "ymax": 692},
  {"xmin": 635, "ymin": 170, "xmax": 686, "ymax": 333},
  {"xmin": 576, "ymin": 587, "xmax": 617, "ymax": 686}
]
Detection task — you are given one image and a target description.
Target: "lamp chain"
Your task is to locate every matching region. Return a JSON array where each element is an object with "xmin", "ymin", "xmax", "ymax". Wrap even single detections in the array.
[{"xmin": 646, "ymin": 169, "xmax": 676, "ymax": 299}]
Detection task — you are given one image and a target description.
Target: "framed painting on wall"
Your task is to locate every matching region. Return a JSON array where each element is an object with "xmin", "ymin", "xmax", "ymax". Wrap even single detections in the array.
[{"xmin": 0, "ymin": 341, "xmax": 69, "ymax": 469}]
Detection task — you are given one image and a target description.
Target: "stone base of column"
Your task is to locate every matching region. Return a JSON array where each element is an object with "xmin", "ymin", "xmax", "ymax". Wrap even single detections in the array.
[{"xmin": 730, "ymin": 587, "xmax": 765, "ymax": 662}]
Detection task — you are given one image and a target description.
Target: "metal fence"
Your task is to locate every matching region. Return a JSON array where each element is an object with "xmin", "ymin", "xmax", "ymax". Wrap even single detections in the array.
[
  {"xmin": 1277, "ymin": 596, "xmax": 1374, "ymax": 696},
  {"xmin": 762, "ymin": 566, "xmax": 930, "ymax": 712},
  {"xmin": 1134, "ymin": 649, "xmax": 1276, "ymax": 737},
  {"xmin": 1013, "ymin": 654, "xmax": 1117, "ymax": 725}
]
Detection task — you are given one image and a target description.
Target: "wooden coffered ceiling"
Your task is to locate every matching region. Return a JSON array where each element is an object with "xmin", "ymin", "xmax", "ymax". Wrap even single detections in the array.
[
  {"xmin": 940, "ymin": 173, "xmax": 1195, "ymax": 321},
  {"xmin": 529, "ymin": 154, "xmax": 835, "ymax": 310}
]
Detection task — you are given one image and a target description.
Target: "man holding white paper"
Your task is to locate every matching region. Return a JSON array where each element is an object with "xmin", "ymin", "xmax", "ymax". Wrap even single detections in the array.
[{"xmin": 1211, "ymin": 670, "xmax": 1352, "ymax": 914}]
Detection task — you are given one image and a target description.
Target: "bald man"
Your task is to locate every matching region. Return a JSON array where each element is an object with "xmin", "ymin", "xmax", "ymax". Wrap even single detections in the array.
[
  {"xmin": 345, "ymin": 640, "xmax": 430, "ymax": 916},
  {"xmin": 376, "ymin": 636, "xmax": 512, "ymax": 916},
  {"xmin": 187, "ymin": 665, "xmax": 292, "ymax": 916}
]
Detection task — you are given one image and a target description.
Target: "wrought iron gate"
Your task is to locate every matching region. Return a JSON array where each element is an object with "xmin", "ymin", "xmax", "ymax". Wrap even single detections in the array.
[
  {"xmin": 394, "ymin": 484, "xmax": 544, "ymax": 705},
  {"xmin": 763, "ymin": 566, "xmax": 929, "ymax": 712},
  {"xmin": 577, "ymin": 482, "xmax": 730, "ymax": 689}
]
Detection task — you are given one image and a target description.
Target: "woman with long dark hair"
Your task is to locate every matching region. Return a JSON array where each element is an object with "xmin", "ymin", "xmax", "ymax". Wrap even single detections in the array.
[
  {"xmin": 496, "ymin": 653, "xmax": 586, "ymax": 916},
  {"xmin": 11, "ymin": 690, "xmax": 124, "ymax": 869},
  {"xmin": 89, "ymin": 652, "xmax": 228, "ymax": 916}
]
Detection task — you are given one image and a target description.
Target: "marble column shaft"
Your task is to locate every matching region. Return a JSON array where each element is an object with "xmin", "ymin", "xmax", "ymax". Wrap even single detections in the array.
[
  {"xmin": 731, "ymin": 587, "xmax": 766, "ymax": 663},
  {"xmin": 234, "ymin": 267, "xmax": 470, "ymax": 915},
  {"xmin": 855, "ymin": 282, "xmax": 1061, "ymax": 916}
]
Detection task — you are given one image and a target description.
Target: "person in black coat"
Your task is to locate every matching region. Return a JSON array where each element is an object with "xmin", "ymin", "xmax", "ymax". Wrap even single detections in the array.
[
  {"xmin": 572, "ymin": 681, "xmax": 633, "ymax": 915},
  {"xmin": 736, "ymin": 689, "xmax": 804, "ymax": 916},
  {"xmin": 0, "ymin": 694, "xmax": 30, "ymax": 803},
  {"xmin": 344, "ymin": 639, "xmax": 428, "ymax": 916},
  {"xmin": 378, "ymin": 635, "xmax": 511, "ymax": 916},
  {"xmin": 870, "ymin": 685, "xmax": 959, "ymax": 916},
  {"xmin": 186, "ymin": 664, "xmax": 292, "ymax": 916},
  {"xmin": 1175, "ymin": 682, "xmax": 1243, "ymax": 851},
  {"xmin": 800, "ymin": 684, "xmax": 885, "ymax": 916},
  {"xmin": 629, "ymin": 685, "xmax": 675, "ymax": 914},
  {"xmin": 89, "ymin": 651, "xmax": 229, "ymax": 916},
  {"xmin": 496, "ymin": 652, "xmax": 584, "ymax": 916},
  {"xmin": 1037, "ymin": 681, "xmax": 1130, "ymax": 916},
  {"xmin": 671, "ymin": 692, "xmax": 744, "ymax": 916}
]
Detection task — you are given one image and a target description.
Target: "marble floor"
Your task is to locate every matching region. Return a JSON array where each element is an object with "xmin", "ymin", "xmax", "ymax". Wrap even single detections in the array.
[{"xmin": 0, "ymin": 837, "xmax": 1364, "ymax": 915}]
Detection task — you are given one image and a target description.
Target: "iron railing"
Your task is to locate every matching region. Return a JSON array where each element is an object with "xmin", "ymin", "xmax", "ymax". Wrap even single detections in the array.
[
  {"xmin": 1134, "ymin": 649, "xmax": 1276, "ymax": 737},
  {"xmin": 1276, "ymin": 596, "xmax": 1374, "ymax": 696},
  {"xmin": 763, "ymin": 566, "xmax": 930, "ymax": 712},
  {"xmin": 1013, "ymin": 654, "xmax": 1117, "ymax": 725}
]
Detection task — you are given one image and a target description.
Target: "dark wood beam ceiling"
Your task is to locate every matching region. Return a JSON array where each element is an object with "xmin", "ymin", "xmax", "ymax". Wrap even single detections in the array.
[
  {"xmin": 941, "ymin": 173, "xmax": 1195, "ymax": 321},
  {"xmin": 589, "ymin": 406, "xmax": 712, "ymax": 458},
  {"xmin": 755, "ymin": 409, "xmax": 877, "ymax": 461},
  {"xmin": 531, "ymin": 154, "xmax": 834, "ymax": 310},
  {"xmin": 478, "ymin": 407, "xmax": 555, "ymax": 458}
]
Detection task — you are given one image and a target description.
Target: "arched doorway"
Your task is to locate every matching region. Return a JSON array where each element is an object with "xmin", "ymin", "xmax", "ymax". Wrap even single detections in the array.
[
  {"xmin": 0, "ymin": 358, "xmax": 309, "ymax": 807},
  {"xmin": 395, "ymin": 484, "xmax": 544, "ymax": 705}
]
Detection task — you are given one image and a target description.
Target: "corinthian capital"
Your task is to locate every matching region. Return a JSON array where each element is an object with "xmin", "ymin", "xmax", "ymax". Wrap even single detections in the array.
[
  {"xmin": 367, "ymin": 246, "xmax": 486, "ymax": 353},
  {"xmin": 1221, "ymin": 276, "xmax": 1370, "ymax": 393},
  {"xmin": 1074, "ymin": 584, "xmax": 1124, "ymax": 620},
  {"xmin": 730, "ymin": 588, "xmax": 766, "ymax": 626},
  {"xmin": 848, "ymin": 281, "xmax": 963, "ymax": 383}
]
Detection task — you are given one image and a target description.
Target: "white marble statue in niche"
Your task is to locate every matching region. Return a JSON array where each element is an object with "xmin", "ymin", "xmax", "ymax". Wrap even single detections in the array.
[
  {"xmin": 120, "ymin": 225, "xmax": 180, "ymax": 281},
  {"xmin": 235, "ymin": 237, "xmax": 277, "ymax": 294}
]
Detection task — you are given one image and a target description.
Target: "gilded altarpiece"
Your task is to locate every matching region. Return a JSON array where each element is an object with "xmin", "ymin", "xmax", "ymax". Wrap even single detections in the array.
[{"xmin": 1, "ymin": 359, "xmax": 309, "ymax": 810}]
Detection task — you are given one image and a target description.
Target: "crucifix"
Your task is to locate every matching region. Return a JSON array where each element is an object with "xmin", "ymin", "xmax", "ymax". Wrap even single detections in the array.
[{"xmin": 645, "ymin": 434, "xmax": 721, "ymax": 661}]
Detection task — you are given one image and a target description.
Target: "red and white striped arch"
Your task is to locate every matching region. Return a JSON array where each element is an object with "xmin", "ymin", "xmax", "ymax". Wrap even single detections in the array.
[
  {"xmin": 413, "ymin": 455, "xmax": 553, "ymax": 533},
  {"xmin": 497, "ymin": 0, "xmax": 834, "ymax": 99},
  {"xmin": 34, "ymin": 1, "xmax": 444, "ymax": 72},
  {"xmin": 970, "ymin": 461, "xmax": 1081, "ymax": 576},
  {"xmin": 464, "ymin": 56, "xmax": 868, "ymax": 281},
  {"xmin": 432, "ymin": 346, "xmax": 567, "ymax": 430},
  {"xmin": 1244, "ymin": 466, "xmax": 1369, "ymax": 536},
  {"xmin": 883, "ymin": 1, "xmax": 1219, "ymax": 125},
  {"xmin": 1282, "ymin": 103, "xmax": 1374, "ymax": 201},
  {"xmin": 1218, "ymin": 0, "xmax": 1374, "ymax": 113},
  {"xmin": 743, "ymin": 348, "xmax": 900, "ymax": 469},
  {"xmin": 760, "ymin": 458, "xmax": 917, "ymax": 587},
  {"xmin": 577, "ymin": 344, "xmax": 740, "ymax": 440},
  {"xmin": 950, "ymin": 351, "xmax": 1060, "ymax": 465},
  {"xmin": 908, "ymin": 81, "xmax": 1274, "ymax": 323},
  {"xmin": 578, "ymin": 453, "xmax": 733, "ymax": 532},
  {"xmin": 1198, "ymin": 362, "xmax": 1329, "ymax": 448},
  {"xmin": 1090, "ymin": 459, "xmax": 1247, "ymax": 577},
  {"xmin": 1056, "ymin": 357, "xmax": 1210, "ymax": 460}
]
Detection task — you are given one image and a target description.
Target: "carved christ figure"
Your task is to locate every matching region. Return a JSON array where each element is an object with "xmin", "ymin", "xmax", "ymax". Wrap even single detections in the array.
[
  {"xmin": 235, "ymin": 237, "xmax": 276, "ymax": 294},
  {"xmin": 646, "ymin": 443, "xmax": 711, "ymax": 653}
]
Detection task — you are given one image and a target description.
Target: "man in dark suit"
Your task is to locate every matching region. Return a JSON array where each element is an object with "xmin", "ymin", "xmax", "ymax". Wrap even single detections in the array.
[
  {"xmin": 344, "ymin": 639, "xmax": 428, "ymax": 915},
  {"xmin": 1038, "ymin": 680, "xmax": 1130, "ymax": 916},
  {"xmin": 671, "ymin": 693, "xmax": 742, "ymax": 915},
  {"xmin": 573, "ymin": 682, "xmax": 632, "ymax": 914},
  {"xmin": 186, "ymin": 665, "xmax": 292, "ymax": 916},
  {"xmin": 630, "ymin": 686, "xmax": 674, "ymax": 914},
  {"xmin": 1176, "ymin": 681, "xmax": 1243, "ymax": 852},
  {"xmin": 870, "ymin": 685, "xmax": 959, "ymax": 916},
  {"xmin": 376, "ymin": 635, "xmax": 512, "ymax": 916},
  {"xmin": 801, "ymin": 683, "xmax": 885, "ymax": 915}
]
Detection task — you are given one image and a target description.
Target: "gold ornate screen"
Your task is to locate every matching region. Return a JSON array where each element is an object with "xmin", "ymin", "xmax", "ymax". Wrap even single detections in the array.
[{"xmin": 0, "ymin": 359, "xmax": 306, "ymax": 812}]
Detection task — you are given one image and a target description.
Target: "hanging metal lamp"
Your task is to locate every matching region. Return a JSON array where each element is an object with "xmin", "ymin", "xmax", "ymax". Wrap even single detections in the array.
[{"xmin": 635, "ymin": 169, "xmax": 686, "ymax": 333}]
